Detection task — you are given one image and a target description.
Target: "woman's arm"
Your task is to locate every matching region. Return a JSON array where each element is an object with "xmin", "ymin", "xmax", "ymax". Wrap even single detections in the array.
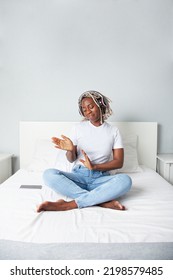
[
  {"xmin": 93, "ymin": 148, "xmax": 124, "ymax": 171},
  {"xmin": 80, "ymin": 148, "xmax": 124, "ymax": 171},
  {"xmin": 66, "ymin": 146, "xmax": 77, "ymax": 163}
]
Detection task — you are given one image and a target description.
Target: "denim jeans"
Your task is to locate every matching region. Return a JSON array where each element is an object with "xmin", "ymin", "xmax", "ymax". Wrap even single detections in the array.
[{"xmin": 43, "ymin": 165, "xmax": 132, "ymax": 208}]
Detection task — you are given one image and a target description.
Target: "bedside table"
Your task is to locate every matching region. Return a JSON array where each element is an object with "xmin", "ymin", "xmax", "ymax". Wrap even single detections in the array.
[
  {"xmin": 0, "ymin": 154, "xmax": 13, "ymax": 183},
  {"xmin": 157, "ymin": 153, "xmax": 173, "ymax": 185}
]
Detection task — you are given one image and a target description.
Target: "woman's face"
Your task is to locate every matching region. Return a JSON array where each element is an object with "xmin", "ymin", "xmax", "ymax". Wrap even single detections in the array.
[{"xmin": 81, "ymin": 97, "xmax": 101, "ymax": 125}]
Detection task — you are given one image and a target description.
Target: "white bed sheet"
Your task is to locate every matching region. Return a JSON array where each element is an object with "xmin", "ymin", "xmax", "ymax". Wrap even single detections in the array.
[{"xmin": 0, "ymin": 167, "xmax": 173, "ymax": 244}]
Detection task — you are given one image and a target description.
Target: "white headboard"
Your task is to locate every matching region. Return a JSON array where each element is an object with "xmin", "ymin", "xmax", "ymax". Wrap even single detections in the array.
[{"xmin": 20, "ymin": 121, "xmax": 158, "ymax": 170}]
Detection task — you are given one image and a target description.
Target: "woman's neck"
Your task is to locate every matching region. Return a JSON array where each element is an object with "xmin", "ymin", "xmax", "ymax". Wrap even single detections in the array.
[{"xmin": 90, "ymin": 120, "xmax": 103, "ymax": 127}]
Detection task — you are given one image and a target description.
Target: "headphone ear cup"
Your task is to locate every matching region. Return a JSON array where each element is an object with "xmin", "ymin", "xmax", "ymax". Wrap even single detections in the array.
[
  {"xmin": 98, "ymin": 99, "xmax": 102, "ymax": 106},
  {"xmin": 97, "ymin": 97, "xmax": 106, "ymax": 108}
]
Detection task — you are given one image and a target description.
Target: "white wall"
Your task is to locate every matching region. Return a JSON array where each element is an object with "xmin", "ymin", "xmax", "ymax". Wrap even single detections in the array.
[{"xmin": 0, "ymin": 0, "xmax": 173, "ymax": 172}]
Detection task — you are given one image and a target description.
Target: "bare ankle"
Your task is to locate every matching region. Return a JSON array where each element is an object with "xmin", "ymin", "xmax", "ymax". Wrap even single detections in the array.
[
  {"xmin": 99, "ymin": 200, "xmax": 126, "ymax": 210},
  {"xmin": 63, "ymin": 200, "xmax": 78, "ymax": 210}
]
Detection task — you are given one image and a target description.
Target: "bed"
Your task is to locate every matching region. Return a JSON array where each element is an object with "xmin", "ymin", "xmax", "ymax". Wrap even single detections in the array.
[{"xmin": 0, "ymin": 121, "xmax": 173, "ymax": 260}]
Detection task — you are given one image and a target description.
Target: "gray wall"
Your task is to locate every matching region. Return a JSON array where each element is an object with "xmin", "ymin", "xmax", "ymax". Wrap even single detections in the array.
[{"xmin": 0, "ymin": 0, "xmax": 173, "ymax": 172}]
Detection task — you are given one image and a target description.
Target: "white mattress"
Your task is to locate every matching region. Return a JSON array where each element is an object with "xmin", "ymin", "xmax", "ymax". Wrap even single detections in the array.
[{"xmin": 0, "ymin": 167, "xmax": 173, "ymax": 244}]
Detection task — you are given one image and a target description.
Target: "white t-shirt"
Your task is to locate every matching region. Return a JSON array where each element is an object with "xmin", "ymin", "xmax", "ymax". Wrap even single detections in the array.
[{"xmin": 70, "ymin": 121, "xmax": 123, "ymax": 165}]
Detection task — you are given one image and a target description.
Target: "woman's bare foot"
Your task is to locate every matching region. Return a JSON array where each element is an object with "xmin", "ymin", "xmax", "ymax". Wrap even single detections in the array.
[
  {"xmin": 37, "ymin": 199, "xmax": 77, "ymax": 212},
  {"xmin": 99, "ymin": 200, "xmax": 126, "ymax": 210}
]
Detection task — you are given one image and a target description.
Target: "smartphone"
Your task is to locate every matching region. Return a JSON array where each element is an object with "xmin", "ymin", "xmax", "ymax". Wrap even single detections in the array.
[{"xmin": 20, "ymin": 185, "xmax": 42, "ymax": 189}]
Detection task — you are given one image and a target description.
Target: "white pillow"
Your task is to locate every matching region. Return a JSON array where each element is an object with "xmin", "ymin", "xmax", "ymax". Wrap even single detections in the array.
[
  {"xmin": 27, "ymin": 138, "xmax": 74, "ymax": 172},
  {"xmin": 28, "ymin": 135, "xmax": 141, "ymax": 174},
  {"xmin": 27, "ymin": 139, "xmax": 57, "ymax": 172},
  {"xmin": 110, "ymin": 134, "xmax": 142, "ymax": 174},
  {"xmin": 54, "ymin": 148, "xmax": 75, "ymax": 172}
]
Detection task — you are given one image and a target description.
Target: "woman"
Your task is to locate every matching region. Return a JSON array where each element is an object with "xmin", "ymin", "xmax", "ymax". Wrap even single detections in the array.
[{"xmin": 37, "ymin": 90, "xmax": 132, "ymax": 212}]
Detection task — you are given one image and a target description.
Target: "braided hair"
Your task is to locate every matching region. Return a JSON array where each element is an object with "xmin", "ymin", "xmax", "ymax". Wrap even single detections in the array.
[{"xmin": 78, "ymin": 90, "xmax": 113, "ymax": 124}]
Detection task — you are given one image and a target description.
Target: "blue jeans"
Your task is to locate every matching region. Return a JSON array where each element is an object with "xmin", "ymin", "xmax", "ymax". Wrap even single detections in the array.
[{"xmin": 43, "ymin": 165, "xmax": 132, "ymax": 208}]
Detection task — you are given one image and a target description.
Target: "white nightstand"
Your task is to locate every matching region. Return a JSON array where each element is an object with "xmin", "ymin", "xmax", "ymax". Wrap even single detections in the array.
[
  {"xmin": 0, "ymin": 154, "xmax": 13, "ymax": 183},
  {"xmin": 157, "ymin": 153, "xmax": 173, "ymax": 185}
]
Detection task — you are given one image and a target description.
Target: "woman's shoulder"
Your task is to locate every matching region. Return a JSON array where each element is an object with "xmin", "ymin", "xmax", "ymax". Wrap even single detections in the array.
[{"xmin": 104, "ymin": 122, "xmax": 119, "ymax": 132}]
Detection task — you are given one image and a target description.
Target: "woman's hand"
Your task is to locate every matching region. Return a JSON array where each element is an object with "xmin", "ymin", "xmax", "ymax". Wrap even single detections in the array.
[
  {"xmin": 52, "ymin": 135, "xmax": 74, "ymax": 151},
  {"xmin": 79, "ymin": 150, "xmax": 93, "ymax": 170}
]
